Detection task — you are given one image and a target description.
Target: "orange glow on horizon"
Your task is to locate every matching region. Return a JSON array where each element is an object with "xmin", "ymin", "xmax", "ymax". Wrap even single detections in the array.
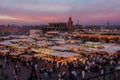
[
  {"xmin": 0, "ymin": 15, "xmax": 17, "ymax": 20},
  {"xmin": 0, "ymin": 14, "xmax": 61, "ymax": 23}
]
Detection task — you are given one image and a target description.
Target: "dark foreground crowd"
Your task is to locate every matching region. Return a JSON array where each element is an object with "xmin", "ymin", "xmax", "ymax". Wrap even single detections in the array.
[{"xmin": 0, "ymin": 52, "xmax": 120, "ymax": 80}]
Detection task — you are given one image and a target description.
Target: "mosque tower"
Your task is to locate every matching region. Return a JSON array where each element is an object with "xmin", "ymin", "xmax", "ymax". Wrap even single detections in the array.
[{"xmin": 67, "ymin": 17, "xmax": 74, "ymax": 31}]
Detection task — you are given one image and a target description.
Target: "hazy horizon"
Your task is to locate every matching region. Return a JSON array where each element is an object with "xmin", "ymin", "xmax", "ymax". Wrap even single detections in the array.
[{"xmin": 0, "ymin": 0, "xmax": 120, "ymax": 25}]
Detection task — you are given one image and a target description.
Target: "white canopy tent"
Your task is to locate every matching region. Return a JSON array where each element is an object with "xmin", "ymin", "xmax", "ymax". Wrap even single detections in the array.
[
  {"xmin": 49, "ymin": 46, "xmax": 68, "ymax": 51},
  {"xmin": 0, "ymin": 41, "xmax": 11, "ymax": 46},
  {"xmin": 49, "ymin": 51, "xmax": 78, "ymax": 58}
]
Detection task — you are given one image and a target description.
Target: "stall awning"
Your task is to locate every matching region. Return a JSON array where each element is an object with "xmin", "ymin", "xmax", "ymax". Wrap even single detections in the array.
[{"xmin": 50, "ymin": 51, "xmax": 78, "ymax": 58}]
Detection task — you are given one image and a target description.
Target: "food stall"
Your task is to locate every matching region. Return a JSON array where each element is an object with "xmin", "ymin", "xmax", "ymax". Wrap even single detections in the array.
[
  {"xmin": 9, "ymin": 52, "xmax": 23, "ymax": 59},
  {"xmin": 0, "ymin": 50, "xmax": 9, "ymax": 56},
  {"xmin": 49, "ymin": 46, "xmax": 68, "ymax": 51},
  {"xmin": 19, "ymin": 54, "xmax": 33, "ymax": 62},
  {"xmin": 48, "ymin": 51, "xmax": 79, "ymax": 65}
]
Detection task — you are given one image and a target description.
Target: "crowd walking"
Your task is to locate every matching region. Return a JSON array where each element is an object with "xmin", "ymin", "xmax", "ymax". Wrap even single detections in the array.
[{"xmin": 0, "ymin": 52, "xmax": 120, "ymax": 80}]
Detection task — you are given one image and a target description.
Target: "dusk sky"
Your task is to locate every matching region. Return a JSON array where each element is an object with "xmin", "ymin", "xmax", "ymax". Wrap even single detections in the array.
[{"xmin": 0, "ymin": 0, "xmax": 120, "ymax": 25}]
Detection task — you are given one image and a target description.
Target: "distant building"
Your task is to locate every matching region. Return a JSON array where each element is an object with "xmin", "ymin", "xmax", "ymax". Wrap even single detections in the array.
[
  {"xmin": 18, "ymin": 25, "xmax": 32, "ymax": 35},
  {"xmin": 28, "ymin": 17, "xmax": 74, "ymax": 34},
  {"xmin": 29, "ymin": 29, "xmax": 43, "ymax": 37},
  {"xmin": 48, "ymin": 22, "xmax": 67, "ymax": 31},
  {"xmin": 38, "ymin": 23, "xmax": 68, "ymax": 33},
  {"xmin": 41, "ymin": 17, "xmax": 74, "ymax": 32},
  {"xmin": 0, "ymin": 25, "xmax": 18, "ymax": 33}
]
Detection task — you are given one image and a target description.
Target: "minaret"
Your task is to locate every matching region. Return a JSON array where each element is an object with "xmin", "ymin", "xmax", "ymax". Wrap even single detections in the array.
[
  {"xmin": 67, "ymin": 17, "xmax": 74, "ymax": 31},
  {"xmin": 107, "ymin": 21, "xmax": 109, "ymax": 27}
]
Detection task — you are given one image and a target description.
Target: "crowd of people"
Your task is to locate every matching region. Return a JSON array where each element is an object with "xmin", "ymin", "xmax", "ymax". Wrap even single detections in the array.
[{"xmin": 0, "ymin": 51, "xmax": 120, "ymax": 80}]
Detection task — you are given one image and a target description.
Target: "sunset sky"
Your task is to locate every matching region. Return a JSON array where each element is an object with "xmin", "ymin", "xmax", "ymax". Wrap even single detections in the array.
[{"xmin": 0, "ymin": 0, "xmax": 120, "ymax": 25}]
